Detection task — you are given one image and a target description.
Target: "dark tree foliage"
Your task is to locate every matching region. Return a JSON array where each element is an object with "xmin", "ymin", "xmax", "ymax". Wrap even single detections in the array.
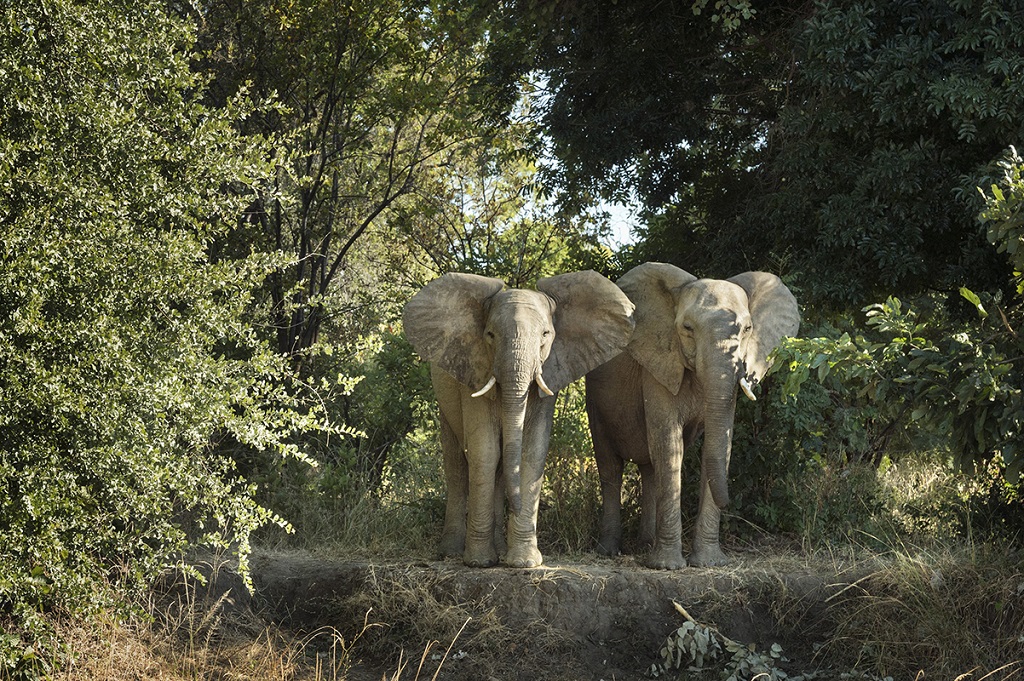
[
  {"xmin": 751, "ymin": 0, "xmax": 1024, "ymax": 306},
  {"xmin": 483, "ymin": 0, "xmax": 1024, "ymax": 309},
  {"xmin": 484, "ymin": 0, "xmax": 800, "ymax": 206}
]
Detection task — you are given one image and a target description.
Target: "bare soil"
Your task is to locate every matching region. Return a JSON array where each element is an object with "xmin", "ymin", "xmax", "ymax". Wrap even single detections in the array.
[{"xmin": 227, "ymin": 548, "xmax": 872, "ymax": 681}]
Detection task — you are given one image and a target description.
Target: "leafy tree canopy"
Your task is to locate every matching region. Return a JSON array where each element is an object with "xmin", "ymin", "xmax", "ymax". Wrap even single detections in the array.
[
  {"xmin": 482, "ymin": 0, "xmax": 1024, "ymax": 309},
  {"xmin": 0, "ymin": 0, "xmax": 314, "ymax": 670}
]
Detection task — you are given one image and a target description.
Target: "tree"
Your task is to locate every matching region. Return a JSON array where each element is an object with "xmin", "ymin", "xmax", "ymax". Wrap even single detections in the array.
[
  {"xmin": 198, "ymin": 0, "xmax": 497, "ymax": 363},
  {"xmin": 751, "ymin": 0, "xmax": 1024, "ymax": 306},
  {"xmin": 0, "ymin": 1, "xmax": 311, "ymax": 672},
  {"xmin": 481, "ymin": 0, "xmax": 1024, "ymax": 309},
  {"xmin": 392, "ymin": 101, "xmax": 616, "ymax": 287}
]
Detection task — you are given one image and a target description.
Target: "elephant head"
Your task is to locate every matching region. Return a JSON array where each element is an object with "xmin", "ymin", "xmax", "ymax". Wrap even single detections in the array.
[
  {"xmin": 618, "ymin": 262, "xmax": 799, "ymax": 510},
  {"xmin": 403, "ymin": 270, "xmax": 635, "ymax": 514}
]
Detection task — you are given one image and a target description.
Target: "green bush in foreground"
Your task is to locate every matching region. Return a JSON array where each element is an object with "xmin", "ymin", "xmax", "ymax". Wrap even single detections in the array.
[{"xmin": 0, "ymin": 1, "xmax": 315, "ymax": 676}]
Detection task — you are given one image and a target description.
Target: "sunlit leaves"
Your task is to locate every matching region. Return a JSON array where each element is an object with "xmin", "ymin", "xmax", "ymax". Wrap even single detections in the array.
[
  {"xmin": 776, "ymin": 294, "xmax": 1024, "ymax": 482},
  {"xmin": 0, "ymin": 0, "xmax": 313, "ymax": 669},
  {"xmin": 980, "ymin": 146, "xmax": 1024, "ymax": 293}
]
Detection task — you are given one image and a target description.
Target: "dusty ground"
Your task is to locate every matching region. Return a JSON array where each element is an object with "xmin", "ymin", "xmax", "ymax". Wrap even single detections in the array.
[{"xmin": 225, "ymin": 548, "xmax": 873, "ymax": 681}]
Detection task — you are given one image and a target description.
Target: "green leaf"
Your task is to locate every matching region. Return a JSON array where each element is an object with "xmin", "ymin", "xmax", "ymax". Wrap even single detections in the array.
[{"xmin": 959, "ymin": 287, "xmax": 988, "ymax": 318}]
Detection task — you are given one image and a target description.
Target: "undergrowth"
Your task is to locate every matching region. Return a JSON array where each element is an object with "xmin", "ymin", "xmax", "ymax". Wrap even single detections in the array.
[{"xmin": 30, "ymin": 377, "xmax": 1024, "ymax": 680}]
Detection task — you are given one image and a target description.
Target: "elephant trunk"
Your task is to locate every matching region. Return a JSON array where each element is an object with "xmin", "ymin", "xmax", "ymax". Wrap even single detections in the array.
[
  {"xmin": 703, "ymin": 381, "xmax": 738, "ymax": 509},
  {"xmin": 496, "ymin": 340, "xmax": 535, "ymax": 516},
  {"xmin": 500, "ymin": 382, "xmax": 529, "ymax": 515}
]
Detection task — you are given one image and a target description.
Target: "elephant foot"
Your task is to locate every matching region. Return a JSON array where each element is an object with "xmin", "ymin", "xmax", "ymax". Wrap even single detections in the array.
[
  {"xmin": 463, "ymin": 552, "xmax": 498, "ymax": 568},
  {"xmin": 646, "ymin": 545, "xmax": 686, "ymax": 570},
  {"xmin": 688, "ymin": 543, "xmax": 729, "ymax": 567},
  {"xmin": 463, "ymin": 542, "xmax": 498, "ymax": 568},
  {"xmin": 438, "ymin": 532, "xmax": 465, "ymax": 559},
  {"xmin": 596, "ymin": 537, "xmax": 621, "ymax": 557},
  {"xmin": 504, "ymin": 544, "xmax": 543, "ymax": 568}
]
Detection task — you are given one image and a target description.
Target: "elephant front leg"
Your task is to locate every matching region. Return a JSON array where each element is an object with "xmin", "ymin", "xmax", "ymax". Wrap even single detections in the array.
[
  {"xmin": 503, "ymin": 395, "xmax": 555, "ymax": 568},
  {"xmin": 689, "ymin": 471, "xmax": 729, "ymax": 567},
  {"xmin": 643, "ymin": 374, "xmax": 687, "ymax": 570},
  {"xmin": 438, "ymin": 414, "xmax": 467, "ymax": 559},
  {"xmin": 462, "ymin": 399, "xmax": 502, "ymax": 568},
  {"xmin": 647, "ymin": 447, "xmax": 686, "ymax": 569}
]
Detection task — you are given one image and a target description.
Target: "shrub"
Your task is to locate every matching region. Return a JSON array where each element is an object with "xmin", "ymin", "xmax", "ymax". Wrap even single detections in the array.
[{"xmin": 0, "ymin": 1, "xmax": 314, "ymax": 675}]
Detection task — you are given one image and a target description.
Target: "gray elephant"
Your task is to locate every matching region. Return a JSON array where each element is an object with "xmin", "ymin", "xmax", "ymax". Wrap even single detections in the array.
[
  {"xmin": 586, "ymin": 262, "xmax": 799, "ymax": 569},
  {"xmin": 403, "ymin": 270, "xmax": 635, "ymax": 568}
]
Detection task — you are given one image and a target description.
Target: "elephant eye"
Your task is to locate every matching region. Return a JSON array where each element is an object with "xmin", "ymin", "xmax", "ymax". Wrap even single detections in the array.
[
  {"xmin": 486, "ymin": 330, "xmax": 495, "ymax": 340},
  {"xmin": 681, "ymin": 323, "xmax": 694, "ymax": 332},
  {"xmin": 543, "ymin": 330, "xmax": 552, "ymax": 337}
]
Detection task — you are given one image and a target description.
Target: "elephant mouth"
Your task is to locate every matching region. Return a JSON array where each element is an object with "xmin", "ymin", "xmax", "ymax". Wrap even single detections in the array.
[{"xmin": 470, "ymin": 371, "xmax": 555, "ymax": 399}]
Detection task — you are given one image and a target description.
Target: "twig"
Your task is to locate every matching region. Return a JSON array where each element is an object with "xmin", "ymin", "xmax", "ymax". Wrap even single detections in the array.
[
  {"xmin": 671, "ymin": 600, "xmax": 744, "ymax": 650},
  {"xmin": 430, "ymin": 617, "xmax": 472, "ymax": 681}
]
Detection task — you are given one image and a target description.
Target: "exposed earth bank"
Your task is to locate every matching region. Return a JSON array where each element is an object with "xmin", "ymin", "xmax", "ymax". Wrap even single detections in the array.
[{"xmin": 232, "ymin": 550, "xmax": 874, "ymax": 680}]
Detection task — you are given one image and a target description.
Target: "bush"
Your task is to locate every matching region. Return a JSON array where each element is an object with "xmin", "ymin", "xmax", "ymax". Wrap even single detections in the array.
[
  {"xmin": 0, "ymin": 2, "xmax": 314, "ymax": 675},
  {"xmin": 539, "ymin": 382, "xmax": 604, "ymax": 555}
]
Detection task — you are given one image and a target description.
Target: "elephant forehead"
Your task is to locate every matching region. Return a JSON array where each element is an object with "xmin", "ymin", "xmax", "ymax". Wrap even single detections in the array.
[
  {"xmin": 491, "ymin": 290, "xmax": 552, "ymax": 323},
  {"xmin": 682, "ymin": 280, "xmax": 748, "ymax": 311}
]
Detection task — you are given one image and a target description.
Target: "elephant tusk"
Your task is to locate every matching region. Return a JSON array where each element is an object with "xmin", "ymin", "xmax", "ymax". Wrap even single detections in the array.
[
  {"xmin": 536, "ymin": 372, "xmax": 554, "ymax": 397},
  {"xmin": 739, "ymin": 376, "xmax": 757, "ymax": 402},
  {"xmin": 471, "ymin": 375, "xmax": 497, "ymax": 398}
]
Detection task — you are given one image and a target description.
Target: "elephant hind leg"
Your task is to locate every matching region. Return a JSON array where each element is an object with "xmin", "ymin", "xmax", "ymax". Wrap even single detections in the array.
[
  {"xmin": 637, "ymin": 462, "xmax": 656, "ymax": 551},
  {"xmin": 438, "ymin": 413, "xmax": 467, "ymax": 559},
  {"xmin": 591, "ymin": 415, "xmax": 626, "ymax": 557}
]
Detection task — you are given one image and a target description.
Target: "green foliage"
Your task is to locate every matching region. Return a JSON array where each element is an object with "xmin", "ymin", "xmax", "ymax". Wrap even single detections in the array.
[
  {"xmin": 482, "ymin": 0, "xmax": 791, "ymax": 213},
  {"xmin": 199, "ymin": 0, "xmax": 500, "ymax": 359},
  {"xmin": 482, "ymin": 0, "xmax": 1024, "ymax": 310},
  {"xmin": 754, "ymin": 0, "xmax": 1024, "ymax": 306},
  {"xmin": 539, "ymin": 382, "xmax": 602, "ymax": 554},
  {"xmin": 727, "ymin": 340, "xmax": 893, "ymax": 543},
  {"xmin": 738, "ymin": 277, "xmax": 1022, "ymax": 546},
  {"xmin": 981, "ymin": 146, "xmax": 1024, "ymax": 293},
  {"xmin": 779, "ymin": 296, "xmax": 1023, "ymax": 482},
  {"xmin": 0, "ymin": 0, "xmax": 314, "ymax": 674}
]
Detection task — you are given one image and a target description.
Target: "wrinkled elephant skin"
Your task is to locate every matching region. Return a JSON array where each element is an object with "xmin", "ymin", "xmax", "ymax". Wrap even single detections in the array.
[
  {"xmin": 586, "ymin": 263, "xmax": 799, "ymax": 569},
  {"xmin": 404, "ymin": 271, "xmax": 634, "ymax": 567}
]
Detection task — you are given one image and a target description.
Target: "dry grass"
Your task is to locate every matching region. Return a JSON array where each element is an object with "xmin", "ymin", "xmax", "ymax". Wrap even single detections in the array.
[
  {"xmin": 817, "ymin": 542, "xmax": 1024, "ymax": 680},
  {"xmin": 52, "ymin": 570, "xmax": 368, "ymax": 681},
  {"xmin": 36, "ymin": 452, "xmax": 1024, "ymax": 681}
]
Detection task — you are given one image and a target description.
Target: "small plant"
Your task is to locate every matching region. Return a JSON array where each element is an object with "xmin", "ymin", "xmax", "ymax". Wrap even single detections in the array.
[{"xmin": 648, "ymin": 601, "xmax": 789, "ymax": 680}]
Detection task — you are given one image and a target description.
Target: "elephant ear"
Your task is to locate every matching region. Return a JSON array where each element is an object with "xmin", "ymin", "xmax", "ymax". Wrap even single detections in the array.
[
  {"xmin": 617, "ymin": 262, "xmax": 698, "ymax": 395},
  {"xmin": 727, "ymin": 272, "xmax": 800, "ymax": 382},
  {"xmin": 402, "ymin": 273, "xmax": 505, "ymax": 392},
  {"xmin": 536, "ymin": 270, "xmax": 636, "ymax": 393}
]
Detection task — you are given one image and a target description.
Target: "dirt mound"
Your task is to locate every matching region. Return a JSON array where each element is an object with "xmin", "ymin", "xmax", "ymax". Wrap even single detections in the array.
[{"xmin": 248, "ymin": 551, "xmax": 869, "ymax": 680}]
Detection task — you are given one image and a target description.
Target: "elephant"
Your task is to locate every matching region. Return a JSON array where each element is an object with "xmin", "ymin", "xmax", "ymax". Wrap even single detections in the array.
[
  {"xmin": 403, "ymin": 270, "xmax": 635, "ymax": 568},
  {"xmin": 585, "ymin": 262, "xmax": 799, "ymax": 569}
]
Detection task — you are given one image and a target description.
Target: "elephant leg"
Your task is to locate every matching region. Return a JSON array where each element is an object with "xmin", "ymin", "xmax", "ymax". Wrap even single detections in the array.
[
  {"xmin": 503, "ymin": 395, "xmax": 555, "ymax": 568},
  {"xmin": 643, "ymin": 372, "xmax": 687, "ymax": 570},
  {"xmin": 638, "ymin": 462, "xmax": 657, "ymax": 551},
  {"xmin": 462, "ymin": 395, "xmax": 502, "ymax": 567},
  {"xmin": 493, "ymin": 462, "xmax": 506, "ymax": 557},
  {"xmin": 438, "ymin": 412, "xmax": 467, "ymax": 559},
  {"xmin": 594, "ymin": 437, "xmax": 624, "ymax": 557},
  {"xmin": 689, "ymin": 469, "xmax": 729, "ymax": 567}
]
